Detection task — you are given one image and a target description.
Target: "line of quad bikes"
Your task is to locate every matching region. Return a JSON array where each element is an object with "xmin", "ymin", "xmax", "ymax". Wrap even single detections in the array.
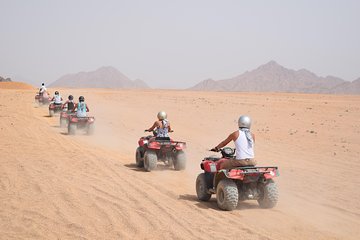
[
  {"xmin": 35, "ymin": 92, "xmax": 279, "ymax": 211},
  {"xmin": 35, "ymin": 93, "xmax": 95, "ymax": 135}
]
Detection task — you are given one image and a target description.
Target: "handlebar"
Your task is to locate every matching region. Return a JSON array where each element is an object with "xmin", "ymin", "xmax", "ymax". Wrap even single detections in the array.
[
  {"xmin": 144, "ymin": 129, "xmax": 174, "ymax": 133},
  {"xmin": 209, "ymin": 147, "xmax": 236, "ymax": 157}
]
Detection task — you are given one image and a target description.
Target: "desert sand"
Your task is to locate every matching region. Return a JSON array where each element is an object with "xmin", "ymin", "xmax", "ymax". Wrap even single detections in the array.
[
  {"xmin": 0, "ymin": 88, "xmax": 359, "ymax": 239},
  {"xmin": 0, "ymin": 82, "xmax": 33, "ymax": 89}
]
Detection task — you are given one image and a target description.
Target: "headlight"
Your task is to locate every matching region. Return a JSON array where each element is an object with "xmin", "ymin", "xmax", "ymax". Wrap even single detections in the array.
[{"xmin": 143, "ymin": 140, "xmax": 148, "ymax": 144}]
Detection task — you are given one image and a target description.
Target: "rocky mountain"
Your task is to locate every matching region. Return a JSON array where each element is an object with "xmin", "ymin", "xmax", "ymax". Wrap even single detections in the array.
[
  {"xmin": 330, "ymin": 77, "xmax": 360, "ymax": 94},
  {"xmin": 0, "ymin": 76, "xmax": 12, "ymax": 82},
  {"xmin": 190, "ymin": 61, "xmax": 360, "ymax": 94},
  {"xmin": 50, "ymin": 66, "xmax": 149, "ymax": 89}
]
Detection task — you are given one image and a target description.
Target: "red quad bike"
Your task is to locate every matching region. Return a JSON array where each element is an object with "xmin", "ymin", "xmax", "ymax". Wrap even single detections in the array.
[
  {"xmin": 196, "ymin": 147, "xmax": 279, "ymax": 211},
  {"xmin": 48, "ymin": 102, "xmax": 63, "ymax": 117},
  {"xmin": 136, "ymin": 131, "xmax": 186, "ymax": 171},
  {"xmin": 38, "ymin": 94, "xmax": 51, "ymax": 106},
  {"xmin": 67, "ymin": 115, "xmax": 95, "ymax": 135},
  {"xmin": 34, "ymin": 93, "xmax": 40, "ymax": 103}
]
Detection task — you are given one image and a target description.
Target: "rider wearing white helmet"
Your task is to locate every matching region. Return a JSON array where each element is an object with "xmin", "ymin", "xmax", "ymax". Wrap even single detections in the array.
[
  {"xmin": 145, "ymin": 111, "xmax": 172, "ymax": 139},
  {"xmin": 211, "ymin": 115, "xmax": 256, "ymax": 169},
  {"xmin": 39, "ymin": 82, "xmax": 47, "ymax": 96}
]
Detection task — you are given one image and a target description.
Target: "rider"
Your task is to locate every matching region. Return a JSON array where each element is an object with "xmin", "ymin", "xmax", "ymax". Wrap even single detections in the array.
[
  {"xmin": 51, "ymin": 91, "xmax": 63, "ymax": 105},
  {"xmin": 73, "ymin": 96, "xmax": 89, "ymax": 117},
  {"xmin": 211, "ymin": 115, "xmax": 256, "ymax": 169},
  {"xmin": 62, "ymin": 95, "xmax": 75, "ymax": 111},
  {"xmin": 39, "ymin": 83, "xmax": 47, "ymax": 96},
  {"xmin": 145, "ymin": 111, "xmax": 172, "ymax": 140}
]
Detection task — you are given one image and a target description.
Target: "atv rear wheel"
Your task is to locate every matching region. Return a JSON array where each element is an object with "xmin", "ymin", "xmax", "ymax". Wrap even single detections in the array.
[
  {"xmin": 68, "ymin": 123, "xmax": 77, "ymax": 135},
  {"xmin": 60, "ymin": 118, "xmax": 67, "ymax": 128},
  {"xmin": 135, "ymin": 147, "xmax": 144, "ymax": 168},
  {"xmin": 257, "ymin": 179, "xmax": 278, "ymax": 208},
  {"xmin": 87, "ymin": 124, "xmax": 95, "ymax": 135},
  {"xmin": 49, "ymin": 109, "xmax": 54, "ymax": 117},
  {"xmin": 196, "ymin": 173, "xmax": 212, "ymax": 201},
  {"xmin": 174, "ymin": 150, "xmax": 186, "ymax": 170},
  {"xmin": 216, "ymin": 179, "xmax": 238, "ymax": 211},
  {"xmin": 144, "ymin": 150, "xmax": 157, "ymax": 171}
]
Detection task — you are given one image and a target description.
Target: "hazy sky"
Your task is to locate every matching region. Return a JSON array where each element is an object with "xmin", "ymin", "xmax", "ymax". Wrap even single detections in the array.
[{"xmin": 1, "ymin": 0, "xmax": 359, "ymax": 88}]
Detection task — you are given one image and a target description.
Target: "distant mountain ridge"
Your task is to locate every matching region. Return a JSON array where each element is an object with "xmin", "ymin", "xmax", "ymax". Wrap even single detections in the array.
[
  {"xmin": 189, "ymin": 61, "xmax": 360, "ymax": 94},
  {"xmin": 50, "ymin": 66, "xmax": 149, "ymax": 89},
  {"xmin": 0, "ymin": 76, "xmax": 12, "ymax": 82}
]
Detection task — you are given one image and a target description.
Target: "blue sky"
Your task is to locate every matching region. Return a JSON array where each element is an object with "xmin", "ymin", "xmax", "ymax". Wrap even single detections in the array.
[{"xmin": 0, "ymin": 0, "xmax": 359, "ymax": 88}]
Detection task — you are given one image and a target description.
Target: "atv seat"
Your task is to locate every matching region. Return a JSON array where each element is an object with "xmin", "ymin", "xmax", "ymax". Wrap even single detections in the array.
[{"xmin": 155, "ymin": 137, "xmax": 170, "ymax": 141}]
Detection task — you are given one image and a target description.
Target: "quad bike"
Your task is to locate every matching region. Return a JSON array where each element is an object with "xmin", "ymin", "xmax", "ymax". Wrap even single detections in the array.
[
  {"xmin": 38, "ymin": 94, "xmax": 51, "ymax": 106},
  {"xmin": 48, "ymin": 102, "xmax": 63, "ymax": 117},
  {"xmin": 196, "ymin": 147, "xmax": 279, "ymax": 211},
  {"xmin": 59, "ymin": 108, "xmax": 75, "ymax": 127},
  {"xmin": 34, "ymin": 93, "xmax": 40, "ymax": 103},
  {"xmin": 135, "ymin": 130, "xmax": 186, "ymax": 171},
  {"xmin": 67, "ymin": 114, "xmax": 95, "ymax": 135}
]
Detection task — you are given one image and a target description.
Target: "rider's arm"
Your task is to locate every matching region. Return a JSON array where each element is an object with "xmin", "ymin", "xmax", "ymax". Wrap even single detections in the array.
[
  {"xmin": 86, "ymin": 106, "xmax": 89, "ymax": 112},
  {"xmin": 252, "ymin": 133, "xmax": 255, "ymax": 143},
  {"xmin": 214, "ymin": 131, "xmax": 238, "ymax": 151},
  {"xmin": 167, "ymin": 122, "xmax": 172, "ymax": 132},
  {"xmin": 147, "ymin": 121, "xmax": 158, "ymax": 132}
]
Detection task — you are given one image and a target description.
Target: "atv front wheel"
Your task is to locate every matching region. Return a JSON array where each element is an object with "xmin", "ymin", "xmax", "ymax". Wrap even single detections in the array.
[
  {"xmin": 135, "ymin": 147, "xmax": 144, "ymax": 168},
  {"xmin": 216, "ymin": 179, "xmax": 238, "ymax": 211},
  {"xmin": 257, "ymin": 179, "xmax": 278, "ymax": 208},
  {"xmin": 144, "ymin": 150, "xmax": 157, "ymax": 171},
  {"xmin": 49, "ymin": 109, "xmax": 54, "ymax": 117},
  {"xmin": 174, "ymin": 150, "xmax": 186, "ymax": 170},
  {"xmin": 196, "ymin": 173, "xmax": 212, "ymax": 201},
  {"xmin": 68, "ymin": 123, "xmax": 77, "ymax": 135}
]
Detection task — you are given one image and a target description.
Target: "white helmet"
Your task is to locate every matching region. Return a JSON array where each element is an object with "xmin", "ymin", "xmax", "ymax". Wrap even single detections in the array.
[
  {"xmin": 157, "ymin": 111, "xmax": 167, "ymax": 120},
  {"xmin": 238, "ymin": 115, "xmax": 251, "ymax": 128}
]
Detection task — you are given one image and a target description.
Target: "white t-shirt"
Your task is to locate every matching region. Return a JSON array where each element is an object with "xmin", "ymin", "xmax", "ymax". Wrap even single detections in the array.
[
  {"xmin": 53, "ymin": 95, "xmax": 62, "ymax": 104},
  {"xmin": 235, "ymin": 130, "xmax": 254, "ymax": 159},
  {"xmin": 39, "ymin": 86, "xmax": 47, "ymax": 93}
]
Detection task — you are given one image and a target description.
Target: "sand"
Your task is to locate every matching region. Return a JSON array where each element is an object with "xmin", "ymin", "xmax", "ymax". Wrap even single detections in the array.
[
  {"xmin": 0, "ymin": 82, "xmax": 34, "ymax": 89},
  {"xmin": 0, "ymin": 88, "xmax": 359, "ymax": 239}
]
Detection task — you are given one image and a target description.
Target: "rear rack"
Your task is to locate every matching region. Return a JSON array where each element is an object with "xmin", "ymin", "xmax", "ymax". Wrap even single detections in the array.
[
  {"xmin": 223, "ymin": 166, "xmax": 279, "ymax": 177},
  {"xmin": 234, "ymin": 166, "xmax": 278, "ymax": 170},
  {"xmin": 155, "ymin": 140, "xmax": 186, "ymax": 144}
]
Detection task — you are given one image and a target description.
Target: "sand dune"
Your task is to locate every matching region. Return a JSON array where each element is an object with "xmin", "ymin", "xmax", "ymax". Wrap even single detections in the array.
[
  {"xmin": 0, "ymin": 82, "xmax": 34, "ymax": 89},
  {"xmin": 0, "ymin": 88, "xmax": 359, "ymax": 239}
]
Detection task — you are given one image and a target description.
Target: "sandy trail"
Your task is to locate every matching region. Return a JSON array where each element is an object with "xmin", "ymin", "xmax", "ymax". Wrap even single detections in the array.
[{"xmin": 0, "ymin": 89, "xmax": 359, "ymax": 239}]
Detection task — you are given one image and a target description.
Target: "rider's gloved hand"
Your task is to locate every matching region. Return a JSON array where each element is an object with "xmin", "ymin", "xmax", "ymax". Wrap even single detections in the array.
[
  {"xmin": 210, "ymin": 147, "xmax": 219, "ymax": 152},
  {"xmin": 144, "ymin": 129, "xmax": 149, "ymax": 132}
]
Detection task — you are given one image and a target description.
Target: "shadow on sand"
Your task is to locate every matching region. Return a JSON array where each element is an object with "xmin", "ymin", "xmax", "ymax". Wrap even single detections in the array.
[
  {"xmin": 178, "ymin": 194, "xmax": 261, "ymax": 211},
  {"xmin": 178, "ymin": 194, "xmax": 219, "ymax": 210},
  {"xmin": 124, "ymin": 163, "xmax": 173, "ymax": 172},
  {"xmin": 124, "ymin": 163, "xmax": 147, "ymax": 172}
]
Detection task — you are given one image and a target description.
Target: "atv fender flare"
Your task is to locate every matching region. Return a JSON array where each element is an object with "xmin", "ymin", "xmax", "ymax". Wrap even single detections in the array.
[{"xmin": 214, "ymin": 171, "xmax": 227, "ymax": 189}]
